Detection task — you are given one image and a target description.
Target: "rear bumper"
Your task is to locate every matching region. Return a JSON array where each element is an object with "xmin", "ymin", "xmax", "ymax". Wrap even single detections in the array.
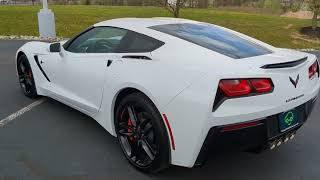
[{"xmin": 194, "ymin": 97, "xmax": 317, "ymax": 167}]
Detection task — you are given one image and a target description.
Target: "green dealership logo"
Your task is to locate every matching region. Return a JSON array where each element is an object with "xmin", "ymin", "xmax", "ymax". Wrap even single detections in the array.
[{"xmin": 284, "ymin": 111, "xmax": 294, "ymax": 126}]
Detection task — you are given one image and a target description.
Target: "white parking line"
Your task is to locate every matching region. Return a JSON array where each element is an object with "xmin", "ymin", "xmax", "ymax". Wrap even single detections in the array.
[{"xmin": 0, "ymin": 98, "xmax": 46, "ymax": 127}]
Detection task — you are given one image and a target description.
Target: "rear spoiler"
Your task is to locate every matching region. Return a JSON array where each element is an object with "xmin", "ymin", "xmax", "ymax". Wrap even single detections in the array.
[{"xmin": 261, "ymin": 57, "xmax": 307, "ymax": 69}]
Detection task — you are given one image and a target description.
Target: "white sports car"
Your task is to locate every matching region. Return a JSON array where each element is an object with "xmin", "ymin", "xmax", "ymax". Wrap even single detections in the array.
[{"xmin": 16, "ymin": 18, "xmax": 319, "ymax": 172}]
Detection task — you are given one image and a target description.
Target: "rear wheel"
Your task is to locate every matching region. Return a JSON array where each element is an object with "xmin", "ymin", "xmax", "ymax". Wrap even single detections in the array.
[
  {"xmin": 17, "ymin": 54, "xmax": 38, "ymax": 98},
  {"xmin": 115, "ymin": 92, "xmax": 170, "ymax": 173}
]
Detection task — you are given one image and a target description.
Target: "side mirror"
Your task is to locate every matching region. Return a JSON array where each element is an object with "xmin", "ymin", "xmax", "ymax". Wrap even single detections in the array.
[{"xmin": 49, "ymin": 43, "xmax": 61, "ymax": 52}]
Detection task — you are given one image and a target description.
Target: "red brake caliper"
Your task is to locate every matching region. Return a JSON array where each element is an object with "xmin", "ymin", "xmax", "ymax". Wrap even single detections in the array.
[
  {"xmin": 27, "ymin": 71, "xmax": 32, "ymax": 80},
  {"xmin": 128, "ymin": 118, "xmax": 134, "ymax": 141}
]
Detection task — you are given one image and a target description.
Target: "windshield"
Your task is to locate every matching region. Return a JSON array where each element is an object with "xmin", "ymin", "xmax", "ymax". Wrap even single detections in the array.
[{"xmin": 149, "ymin": 23, "xmax": 272, "ymax": 59}]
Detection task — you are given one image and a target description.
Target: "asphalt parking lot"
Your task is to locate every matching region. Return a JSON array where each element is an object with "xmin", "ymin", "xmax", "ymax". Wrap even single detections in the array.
[{"xmin": 0, "ymin": 40, "xmax": 320, "ymax": 180}]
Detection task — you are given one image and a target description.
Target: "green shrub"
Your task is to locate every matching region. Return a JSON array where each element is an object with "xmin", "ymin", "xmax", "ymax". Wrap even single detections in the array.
[
  {"xmin": 80, "ymin": 0, "xmax": 90, "ymax": 5},
  {"xmin": 264, "ymin": 0, "xmax": 281, "ymax": 10},
  {"xmin": 290, "ymin": 3, "xmax": 301, "ymax": 12}
]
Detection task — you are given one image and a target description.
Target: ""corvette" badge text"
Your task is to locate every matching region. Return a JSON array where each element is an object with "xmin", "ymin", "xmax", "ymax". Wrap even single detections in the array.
[{"xmin": 286, "ymin": 94, "xmax": 304, "ymax": 103}]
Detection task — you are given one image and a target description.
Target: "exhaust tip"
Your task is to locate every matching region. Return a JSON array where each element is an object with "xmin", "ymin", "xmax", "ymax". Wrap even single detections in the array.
[
  {"xmin": 269, "ymin": 132, "xmax": 297, "ymax": 150},
  {"xmin": 290, "ymin": 133, "xmax": 295, "ymax": 140},
  {"xmin": 270, "ymin": 143, "xmax": 276, "ymax": 150},
  {"xmin": 276, "ymin": 140, "xmax": 282, "ymax": 146},
  {"xmin": 284, "ymin": 136, "xmax": 289, "ymax": 143}
]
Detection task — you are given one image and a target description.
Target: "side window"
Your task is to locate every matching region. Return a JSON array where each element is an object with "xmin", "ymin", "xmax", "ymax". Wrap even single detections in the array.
[
  {"xmin": 66, "ymin": 27, "xmax": 128, "ymax": 53},
  {"xmin": 116, "ymin": 31, "xmax": 164, "ymax": 53}
]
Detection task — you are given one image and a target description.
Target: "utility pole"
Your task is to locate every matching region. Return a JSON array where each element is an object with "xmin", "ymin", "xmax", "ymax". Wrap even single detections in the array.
[{"xmin": 37, "ymin": 0, "xmax": 56, "ymax": 38}]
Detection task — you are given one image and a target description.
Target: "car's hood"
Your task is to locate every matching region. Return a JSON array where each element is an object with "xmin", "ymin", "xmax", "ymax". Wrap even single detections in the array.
[
  {"xmin": 19, "ymin": 40, "xmax": 68, "ymax": 55},
  {"xmin": 21, "ymin": 41, "xmax": 50, "ymax": 55}
]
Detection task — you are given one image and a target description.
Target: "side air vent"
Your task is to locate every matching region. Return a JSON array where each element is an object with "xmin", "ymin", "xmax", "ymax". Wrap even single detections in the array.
[
  {"xmin": 261, "ymin": 57, "xmax": 307, "ymax": 69},
  {"xmin": 34, "ymin": 55, "xmax": 51, "ymax": 82},
  {"xmin": 122, "ymin": 55, "xmax": 152, "ymax": 60}
]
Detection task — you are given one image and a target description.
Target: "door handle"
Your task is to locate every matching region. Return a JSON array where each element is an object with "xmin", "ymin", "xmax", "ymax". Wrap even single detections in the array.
[{"xmin": 107, "ymin": 59, "xmax": 113, "ymax": 67}]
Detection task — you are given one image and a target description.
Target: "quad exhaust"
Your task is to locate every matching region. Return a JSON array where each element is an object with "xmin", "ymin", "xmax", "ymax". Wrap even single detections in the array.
[{"xmin": 269, "ymin": 131, "xmax": 296, "ymax": 150}]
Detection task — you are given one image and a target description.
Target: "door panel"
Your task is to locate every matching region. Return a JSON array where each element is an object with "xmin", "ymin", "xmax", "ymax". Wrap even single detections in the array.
[
  {"xmin": 38, "ymin": 25, "xmax": 165, "ymax": 116},
  {"xmin": 58, "ymin": 50, "xmax": 108, "ymax": 114},
  {"xmin": 40, "ymin": 26, "xmax": 129, "ymax": 115},
  {"xmin": 41, "ymin": 48, "xmax": 108, "ymax": 115}
]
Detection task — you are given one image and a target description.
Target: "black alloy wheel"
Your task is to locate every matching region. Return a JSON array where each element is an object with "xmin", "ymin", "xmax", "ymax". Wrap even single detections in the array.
[
  {"xmin": 115, "ymin": 92, "xmax": 170, "ymax": 173},
  {"xmin": 17, "ymin": 55, "xmax": 38, "ymax": 98}
]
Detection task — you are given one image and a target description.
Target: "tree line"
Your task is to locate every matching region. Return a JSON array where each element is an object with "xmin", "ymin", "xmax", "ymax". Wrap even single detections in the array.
[{"xmin": 61, "ymin": 0, "xmax": 278, "ymax": 8}]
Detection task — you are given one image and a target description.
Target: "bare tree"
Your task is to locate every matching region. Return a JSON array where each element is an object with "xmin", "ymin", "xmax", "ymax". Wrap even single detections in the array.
[
  {"xmin": 306, "ymin": 0, "xmax": 320, "ymax": 30},
  {"xmin": 156, "ymin": 0, "xmax": 188, "ymax": 18}
]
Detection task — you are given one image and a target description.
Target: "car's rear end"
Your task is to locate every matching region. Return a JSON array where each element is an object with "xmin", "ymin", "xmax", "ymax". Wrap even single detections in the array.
[
  {"xmin": 195, "ymin": 50, "xmax": 319, "ymax": 166},
  {"xmin": 150, "ymin": 21, "xmax": 320, "ymax": 168}
]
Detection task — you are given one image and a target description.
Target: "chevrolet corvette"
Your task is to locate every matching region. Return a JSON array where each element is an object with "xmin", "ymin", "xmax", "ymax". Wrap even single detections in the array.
[{"xmin": 16, "ymin": 18, "xmax": 320, "ymax": 172}]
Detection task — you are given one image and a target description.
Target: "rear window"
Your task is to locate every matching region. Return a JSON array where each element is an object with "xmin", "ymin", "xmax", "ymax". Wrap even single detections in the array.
[{"xmin": 149, "ymin": 23, "xmax": 272, "ymax": 59}]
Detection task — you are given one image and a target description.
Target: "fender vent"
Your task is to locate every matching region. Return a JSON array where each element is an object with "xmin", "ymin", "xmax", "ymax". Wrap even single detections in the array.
[
  {"xmin": 261, "ymin": 57, "xmax": 307, "ymax": 69},
  {"xmin": 34, "ymin": 55, "xmax": 50, "ymax": 82}
]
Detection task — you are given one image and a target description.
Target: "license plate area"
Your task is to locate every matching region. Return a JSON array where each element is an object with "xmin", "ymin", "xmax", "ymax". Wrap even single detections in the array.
[{"xmin": 278, "ymin": 109, "xmax": 299, "ymax": 132}]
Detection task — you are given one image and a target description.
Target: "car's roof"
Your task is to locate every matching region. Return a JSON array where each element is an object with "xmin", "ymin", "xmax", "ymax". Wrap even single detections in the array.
[{"xmin": 93, "ymin": 17, "xmax": 199, "ymax": 31}]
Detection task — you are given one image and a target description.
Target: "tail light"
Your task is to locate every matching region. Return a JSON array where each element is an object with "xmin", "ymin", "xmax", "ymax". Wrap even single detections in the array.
[
  {"xmin": 309, "ymin": 60, "xmax": 319, "ymax": 79},
  {"xmin": 218, "ymin": 80, "xmax": 251, "ymax": 97},
  {"xmin": 213, "ymin": 78, "xmax": 274, "ymax": 111},
  {"xmin": 250, "ymin": 79, "xmax": 273, "ymax": 93},
  {"xmin": 218, "ymin": 78, "xmax": 273, "ymax": 97}
]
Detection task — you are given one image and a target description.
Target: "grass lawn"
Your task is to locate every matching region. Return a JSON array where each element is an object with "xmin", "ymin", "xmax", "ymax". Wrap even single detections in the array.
[{"xmin": 0, "ymin": 5, "xmax": 319, "ymax": 49}]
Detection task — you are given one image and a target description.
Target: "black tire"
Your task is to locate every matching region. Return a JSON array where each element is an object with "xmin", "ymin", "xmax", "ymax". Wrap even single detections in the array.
[
  {"xmin": 17, "ymin": 54, "xmax": 38, "ymax": 98},
  {"xmin": 115, "ymin": 92, "xmax": 170, "ymax": 173}
]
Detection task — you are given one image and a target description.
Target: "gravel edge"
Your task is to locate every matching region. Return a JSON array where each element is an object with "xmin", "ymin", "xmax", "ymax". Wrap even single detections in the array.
[{"xmin": 0, "ymin": 35, "xmax": 66, "ymax": 42}]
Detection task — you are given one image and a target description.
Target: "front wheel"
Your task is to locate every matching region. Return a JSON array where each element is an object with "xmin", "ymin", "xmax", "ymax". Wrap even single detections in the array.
[
  {"xmin": 17, "ymin": 54, "xmax": 38, "ymax": 98},
  {"xmin": 115, "ymin": 92, "xmax": 170, "ymax": 173}
]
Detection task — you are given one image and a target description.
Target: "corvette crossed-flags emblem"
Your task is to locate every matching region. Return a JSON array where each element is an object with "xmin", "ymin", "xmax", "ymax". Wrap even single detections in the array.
[{"xmin": 289, "ymin": 74, "xmax": 300, "ymax": 88}]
